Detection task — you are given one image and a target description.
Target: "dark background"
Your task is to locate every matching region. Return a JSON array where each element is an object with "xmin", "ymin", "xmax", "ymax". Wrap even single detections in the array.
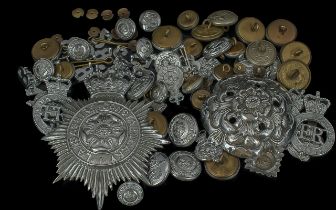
[{"xmin": 6, "ymin": 0, "xmax": 336, "ymax": 209}]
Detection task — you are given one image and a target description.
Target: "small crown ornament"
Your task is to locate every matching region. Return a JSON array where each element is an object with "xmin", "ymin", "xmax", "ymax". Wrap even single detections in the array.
[
  {"xmin": 45, "ymin": 76, "xmax": 71, "ymax": 97},
  {"xmin": 304, "ymin": 91, "xmax": 330, "ymax": 115}
]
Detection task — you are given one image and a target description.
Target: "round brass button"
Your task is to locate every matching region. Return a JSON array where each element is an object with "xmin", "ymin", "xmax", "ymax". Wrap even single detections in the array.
[
  {"xmin": 277, "ymin": 60, "xmax": 311, "ymax": 89},
  {"xmin": 117, "ymin": 8, "xmax": 130, "ymax": 18},
  {"xmin": 266, "ymin": 19, "xmax": 297, "ymax": 46},
  {"xmin": 236, "ymin": 17, "xmax": 265, "ymax": 44},
  {"xmin": 147, "ymin": 111, "xmax": 168, "ymax": 137},
  {"xmin": 177, "ymin": 10, "xmax": 199, "ymax": 30},
  {"xmin": 72, "ymin": 8, "xmax": 84, "ymax": 18},
  {"xmin": 191, "ymin": 89, "xmax": 211, "ymax": 110},
  {"xmin": 213, "ymin": 63, "xmax": 233, "ymax": 80},
  {"xmin": 88, "ymin": 27, "xmax": 101, "ymax": 38},
  {"xmin": 54, "ymin": 61, "xmax": 75, "ymax": 79},
  {"xmin": 204, "ymin": 152, "xmax": 240, "ymax": 181},
  {"xmin": 31, "ymin": 38, "xmax": 60, "ymax": 60},
  {"xmin": 183, "ymin": 38, "xmax": 203, "ymax": 58},
  {"xmin": 152, "ymin": 25, "xmax": 182, "ymax": 50},
  {"xmin": 224, "ymin": 41, "xmax": 246, "ymax": 58},
  {"xmin": 182, "ymin": 74, "xmax": 203, "ymax": 94},
  {"xmin": 191, "ymin": 20, "xmax": 224, "ymax": 42},
  {"xmin": 101, "ymin": 9, "xmax": 113, "ymax": 21},
  {"xmin": 280, "ymin": 41, "xmax": 311, "ymax": 65},
  {"xmin": 86, "ymin": 9, "xmax": 98, "ymax": 20}
]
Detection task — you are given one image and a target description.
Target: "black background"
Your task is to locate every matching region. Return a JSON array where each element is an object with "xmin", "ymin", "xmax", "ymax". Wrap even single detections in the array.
[{"xmin": 6, "ymin": 0, "xmax": 336, "ymax": 209}]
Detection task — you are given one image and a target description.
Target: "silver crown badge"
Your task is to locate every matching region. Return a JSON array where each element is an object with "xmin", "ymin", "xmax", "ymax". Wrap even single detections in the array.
[
  {"xmin": 84, "ymin": 71, "xmax": 133, "ymax": 98},
  {"xmin": 304, "ymin": 91, "xmax": 330, "ymax": 115},
  {"xmin": 45, "ymin": 76, "xmax": 71, "ymax": 97}
]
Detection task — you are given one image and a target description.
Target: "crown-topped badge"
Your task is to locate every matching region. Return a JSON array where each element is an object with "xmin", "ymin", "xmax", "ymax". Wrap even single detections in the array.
[
  {"xmin": 304, "ymin": 91, "xmax": 330, "ymax": 115},
  {"xmin": 45, "ymin": 76, "xmax": 71, "ymax": 96},
  {"xmin": 84, "ymin": 71, "xmax": 133, "ymax": 98}
]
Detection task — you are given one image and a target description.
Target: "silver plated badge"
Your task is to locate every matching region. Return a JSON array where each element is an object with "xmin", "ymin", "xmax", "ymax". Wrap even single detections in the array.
[
  {"xmin": 115, "ymin": 18, "xmax": 137, "ymax": 41},
  {"xmin": 117, "ymin": 181, "xmax": 144, "ymax": 206},
  {"xmin": 139, "ymin": 10, "xmax": 161, "ymax": 32},
  {"xmin": 67, "ymin": 37, "xmax": 92, "ymax": 61},
  {"xmin": 168, "ymin": 113, "xmax": 199, "ymax": 147},
  {"xmin": 154, "ymin": 51, "xmax": 181, "ymax": 72},
  {"xmin": 169, "ymin": 151, "xmax": 202, "ymax": 181},
  {"xmin": 202, "ymin": 75, "xmax": 295, "ymax": 177},
  {"xmin": 42, "ymin": 95, "xmax": 165, "ymax": 209},
  {"xmin": 33, "ymin": 58, "xmax": 54, "ymax": 81},
  {"xmin": 136, "ymin": 37, "xmax": 154, "ymax": 59},
  {"xmin": 146, "ymin": 152, "xmax": 170, "ymax": 186},
  {"xmin": 203, "ymin": 37, "xmax": 233, "ymax": 58}
]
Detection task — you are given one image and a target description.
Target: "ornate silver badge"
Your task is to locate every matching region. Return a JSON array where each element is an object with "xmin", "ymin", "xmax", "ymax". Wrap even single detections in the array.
[
  {"xmin": 169, "ymin": 151, "xmax": 202, "ymax": 181},
  {"xmin": 139, "ymin": 10, "xmax": 161, "ymax": 32},
  {"xmin": 115, "ymin": 18, "xmax": 137, "ymax": 41}
]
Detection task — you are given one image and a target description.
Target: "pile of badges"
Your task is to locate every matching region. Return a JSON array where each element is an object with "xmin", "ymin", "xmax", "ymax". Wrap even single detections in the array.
[{"xmin": 18, "ymin": 9, "xmax": 334, "ymax": 209}]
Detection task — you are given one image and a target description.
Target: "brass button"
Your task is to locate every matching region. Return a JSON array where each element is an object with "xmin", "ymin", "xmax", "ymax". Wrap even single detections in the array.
[
  {"xmin": 246, "ymin": 40, "xmax": 276, "ymax": 67},
  {"xmin": 54, "ymin": 61, "xmax": 75, "ymax": 79},
  {"xmin": 31, "ymin": 38, "xmax": 60, "ymax": 60},
  {"xmin": 233, "ymin": 62, "xmax": 246, "ymax": 74},
  {"xmin": 86, "ymin": 9, "xmax": 98, "ymax": 20},
  {"xmin": 213, "ymin": 63, "xmax": 233, "ymax": 80},
  {"xmin": 177, "ymin": 10, "xmax": 199, "ymax": 30},
  {"xmin": 152, "ymin": 25, "xmax": 182, "ymax": 50},
  {"xmin": 88, "ymin": 27, "xmax": 101, "ymax": 38},
  {"xmin": 280, "ymin": 41, "xmax": 311, "ymax": 65},
  {"xmin": 236, "ymin": 17, "xmax": 265, "ymax": 44},
  {"xmin": 191, "ymin": 20, "xmax": 224, "ymax": 42},
  {"xmin": 72, "ymin": 8, "xmax": 84, "ymax": 18},
  {"xmin": 147, "ymin": 111, "xmax": 168, "ymax": 137},
  {"xmin": 207, "ymin": 10, "xmax": 238, "ymax": 27},
  {"xmin": 182, "ymin": 74, "xmax": 203, "ymax": 94},
  {"xmin": 101, "ymin": 9, "xmax": 113, "ymax": 21},
  {"xmin": 183, "ymin": 38, "xmax": 203, "ymax": 58},
  {"xmin": 191, "ymin": 89, "xmax": 211, "ymax": 110},
  {"xmin": 224, "ymin": 41, "xmax": 245, "ymax": 58},
  {"xmin": 266, "ymin": 19, "xmax": 297, "ymax": 46},
  {"xmin": 117, "ymin": 8, "xmax": 130, "ymax": 18},
  {"xmin": 51, "ymin": 34, "xmax": 63, "ymax": 44},
  {"xmin": 277, "ymin": 60, "xmax": 311, "ymax": 89},
  {"xmin": 204, "ymin": 152, "xmax": 240, "ymax": 180}
]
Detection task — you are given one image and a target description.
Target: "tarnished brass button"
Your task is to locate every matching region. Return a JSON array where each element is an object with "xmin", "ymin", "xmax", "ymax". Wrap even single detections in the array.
[
  {"xmin": 88, "ymin": 27, "xmax": 101, "ymax": 38},
  {"xmin": 152, "ymin": 25, "xmax": 182, "ymax": 50},
  {"xmin": 277, "ymin": 59, "xmax": 311, "ymax": 89},
  {"xmin": 204, "ymin": 152, "xmax": 240, "ymax": 180},
  {"xmin": 177, "ymin": 10, "xmax": 199, "ymax": 30},
  {"xmin": 266, "ymin": 19, "xmax": 297, "ymax": 46},
  {"xmin": 191, "ymin": 20, "xmax": 224, "ymax": 42},
  {"xmin": 31, "ymin": 38, "xmax": 60, "ymax": 60},
  {"xmin": 101, "ymin": 9, "xmax": 113, "ymax": 21},
  {"xmin": 54, "ymin": 61, "xmax": 75, "ymax": 79},
  {"xmin": 224, "ymin": 41, "xmax": 246, "ymax": 58},
  {"xmin": 213, "ymin": 63, "xmax": 233, "ymax": 80},
  {"xmin": 147, "ymin": 111, "xmax": 168, "ymax": 137},
  {"xmin": 86, "ymin": 9, "xmax": 98, "ymax": 20},
  {"xmin": 72, "ymin": 8, "xmax": 84, "ymax": 18},
  {"xmin": 191, "ymin": 89, "xmax": 211, "ymax": 110},
  {"xmin": 236, "ymin": 17, "xmax": 265, "ymax": 44},
  {"xmin": 280, "ymin": 41, "xmax": 311, "ymax": 65},
  {"xmin": 183, "ymin": 38, "xmax": 203, "ymax": 58}
]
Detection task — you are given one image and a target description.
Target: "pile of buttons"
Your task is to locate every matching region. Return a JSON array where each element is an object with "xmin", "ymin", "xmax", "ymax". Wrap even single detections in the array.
[{"xmin": 17, "ymin": 9, "xmax": 334, "ymax": 209}]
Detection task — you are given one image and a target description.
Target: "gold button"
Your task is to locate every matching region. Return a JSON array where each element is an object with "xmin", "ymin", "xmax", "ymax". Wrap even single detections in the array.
[
  {"xmin": 277, "ymin": 60, "xmax": 311, "ymax": 89},
  {"xmin": 54, "ymin": 61, "xmax": 75, "ymax": 79},
  {"xmin": 191, "ymin": 89, "xmax": 211, "ymax": 110},
  {"xmin": 236, "ymin": 17, "xmax": 265, "ymax": 44},
  {"xmin": 183, "ymin": 38, "xmax": 203, "ymax": 58},
  {"xmin": 86, "ymin": 9, "xmax": 98, "ymax": 20},
  {"xmin": 31, "ymin": 38, "xmax": 60, "ymax": 60},
  {"xmin": 72, "ymin": 8, "xmax": 84, "ymax": 18},
  {"xmin": 191, "ymin": 20, "xmax": 224, "ymax": 42},
  {"xmin": 177, "ymin": 10, "xmax": 199, "ymax": 30},
  {"xmin": 266, "ymin": 19, "xmax": 297, "ymax": 46},
  {"xmin": 224, "ymin": 41, "xmax": 246, "ymax": 58},
  {"xmin": 117, "ymin": 8, "xmax": 130, "ymax": 18},
  {"xmin": 280, "ymin": 41, "xmax": 311, "ymax": 65},
  {"xmin": 204, "ymin": 152, "xmax": 240, "ymax": 180},
  {"xmin": 101, "ymin": 9, "xmax": 113, "ymax": 21},
  {"xmin": 182, "ymin": 74, "xmax": 203, "ymax": 94},
  {"xmin": 152, "ymin": 25, "xmax": 182, "ymax": 50},
  {"xmin": 213, "ymin": 64, "xmax": 233, "ymax": 80},
  {"xmin": 88, "ymin": 27, "xmax": 101, "ymax": 38},
  {"xmin": 147, "ymin": 111, "xmax": 168, "ymax": 137}
]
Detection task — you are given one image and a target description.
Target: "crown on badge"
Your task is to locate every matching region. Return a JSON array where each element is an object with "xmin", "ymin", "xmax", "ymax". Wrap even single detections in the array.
[
  {"xmin": 84, "ymin": 71, "xmax": 133, "ymax": 97},
  {"xmin": 304, "ymin": 91, "xmax": 330, "ymax": 115},
  {"xmin": 45, "ymin": 76, "xmax": 71, "ymax": 96}
]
